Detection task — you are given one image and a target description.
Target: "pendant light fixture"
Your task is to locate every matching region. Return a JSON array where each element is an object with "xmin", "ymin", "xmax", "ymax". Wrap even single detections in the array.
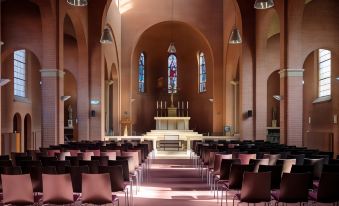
[
  {"xmin": 100, "ymin": 26, "xmax": 114, "ymax": 44},
  {"xmin": 229, "ymin": 0, "xmax": 242, "ymax": 44},
  {"xmin": 167, "ymin": 0, "xmax": 176, "ymax": 54},
  {"xmin": 67, "ymin": 0, "xmax": 88, "ymax": 6},
  {"xmin": 254, "ymin": 0, "xmax": 274, "ymax": 9}
]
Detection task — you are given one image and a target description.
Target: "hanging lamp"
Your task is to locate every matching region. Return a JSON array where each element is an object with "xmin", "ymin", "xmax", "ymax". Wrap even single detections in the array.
[
  {"xmin": 67, "ymin": 0, "xmax": 88, "ymax": 6},
  {"xmin": 229, "ymin": 0, "xmax": 242, "ymax": 44},
  {"xmin": 100, "ymin": 26, "xmax": 114, "ymax": 44},
  {"xmin": 254, "ymin": 0, "xmax": 274, "ymax": 9},
  {"xmin": 167, "ymin": 0, "xmax": 176, "ymax": 53}
]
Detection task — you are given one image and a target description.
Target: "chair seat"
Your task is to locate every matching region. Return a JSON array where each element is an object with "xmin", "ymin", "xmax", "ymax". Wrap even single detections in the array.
[
  {"xmin": 313, "ymin": 180, "xmax": 319, "ymax": 189},
  {"xmin": 271, "ymin": 190, "xmax": 279, "ymax": 200},
  {"xmin": 308, "ymin": 191, "xmax": 317, "ymax": 201}
]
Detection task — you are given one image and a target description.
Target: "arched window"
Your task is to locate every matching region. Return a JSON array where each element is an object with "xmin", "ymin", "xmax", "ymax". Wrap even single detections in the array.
[
  {"xmin": 318, "ymin": 49, "xmax": 331, "ymax": 97},
  {"xmin": 138, "ymin": 52, "xmax": 145, "ymax": 93},
  {"xmin": 14, "ymin": 49, "xmax": 26, "ymax": 97},
  {"xmin": 198, "ymin": 52, "xmax": 207, "ymax": 93},
  {"xmin": 168, "ymin": 54, "xmax": 177, "ymax": 93}
]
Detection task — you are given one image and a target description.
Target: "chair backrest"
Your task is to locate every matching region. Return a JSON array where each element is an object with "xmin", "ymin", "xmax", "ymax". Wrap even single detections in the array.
[
  {"xmin": 79, "ymin": 160, "xmax": 100, "ymax": 174},
  {"xmin": 59, "ymin": 152, "xmax": 71, "ymax": 161},
  {"xmin": 278, "ymin": 173, "xmax": 311, "ymax": 203},
  {"xmin": 208, "ymin": 151, "xmax": 217, "ymax": 169},
  {"xmin": 81, "ymin": 173, "xmax": 112, "ymax": 204},
  {"xmin": 258, "ymin": 165, "xmax": 282, "ymax": 190},
  {"xmin": 85, "ymin": 149, "xmax": 100, "ymax": 156},
  {"xmin": 47, "ymin": 150, "xmax": 60, "ymax": 157},
  {"xmin": 1, "ymin": 174, "xmax": 34, "ymax": 205},
  {"xmin": 109, "ymin": 159, "xmax": 129, "ymax": 181},
  {"xmin": 219, "ymin": 159, "xmax": 241, "ymax": 180},
  {"xmin": 65, "ymin": 166, "xmax": 89, "ymax": 193},
  {"xmin": 107, "ymin": 149, "xmax": 121, "ymax": 157},
  {"xmin": 322, "ymin": 164, "xmax": 339, "ymax": 173},
  {"xmin": 67, "ymin": 150, "xmax": 81, "ymax": 157},
  {"xmin": 304, "ymin": 158, "xmax": 324, "ymax": 179},
  {"xmin": 290, "ymin": 165, "xmax": 314, "ymax": 189},
  {"xmin": 213, "ymin": 154, "xmax": 232, "ymax": 172},
  {"xmin": 101, "ymin": 151, "xmax": 117, "ymax": 160},
  {"xmin": 228, "ymin": 164, "xmax": 255, "ymax": 190},
  {"xmin": 316, "ymin": 172, "xmax": 339, "ymax": 203},
  {"xmin": 0, "ymin": 155, "xmax": 10, "ymax": 161},
  {"xmin": 287, "ymin": 154, "xmax": 305, "ymax": 165},
  {"xmin": 98, "ymin": 166, "xmax": 125, "ymax": 192},
  {"xmin": 263, "ymin": 154, "xmax": 281, "ymax": 165},
  {"xmin": 239, "ymin": 153, "xmax": 257, "ymax": 165},
  {"xmin": 122, "ymin": 151, "xmax": 139, "ymax": 169},
  {"xmin": 81, "ymin": 152, "xmax": 95, "ymax": 161},
  {"xmin": 50, "ymin": 160, "xmax": 71, "ymax": 174},
  {"xmin": 15, "ymin": 156, "xmax": 33, "ymax": 166},
  {"xmin": 91, "ymin": 156, "xmax": 109, "ymax": 166},
  {"xmin": 0, "ymin": 166, "xmax": 22, "ymax": 175},
  {"xmin": 39, "ymin": 156, "xmax": 58, "ymax": 166},
  {"xmin": 0, "ymin": 160, "xmax": 13, "ymax": 167},
  {"xmin": 276, "ymin": 159, "xmax": 296, "ymax": 173},
  {"xmin": 42, "ymin": 174, "xmax": 74, "ymax": 204},
  {"xmin": 240, "ymin": 172, "xmax": 271, "ymax": 203},
  {"xmin": 66, "ymin": 156, "xmax": 81, "ymax": 166},
  {"xmin": 249, "ymin": 159, "xmax": 269, "ymax": 172},
  {"xmin": 18, "ymin": 160, "xmax": 42, "ymax": 168}
]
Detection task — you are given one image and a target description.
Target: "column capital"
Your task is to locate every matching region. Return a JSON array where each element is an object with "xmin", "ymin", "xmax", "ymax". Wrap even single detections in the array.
[
  {"xmin": 40, "ymin": 69, "xmax": 65, "ymax": 78},
  {"xmin": 279, "ymin": 69, "xmax": 304, "ymax": 78}
]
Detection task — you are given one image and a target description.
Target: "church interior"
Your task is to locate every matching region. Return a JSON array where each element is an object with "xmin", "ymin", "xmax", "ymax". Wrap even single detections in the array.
[{"xmin": 0, "ymin": 0, "xmax": 339, "ymax": 205}]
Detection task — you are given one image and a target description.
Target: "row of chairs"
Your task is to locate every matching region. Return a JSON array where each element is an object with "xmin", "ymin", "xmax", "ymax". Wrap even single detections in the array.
[{"xmin": 2, "ymin": 172, "xmax": 120, "ymax": 205}]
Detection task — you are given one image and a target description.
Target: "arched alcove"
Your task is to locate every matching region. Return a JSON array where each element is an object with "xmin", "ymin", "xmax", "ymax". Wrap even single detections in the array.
[
  {"xmin": 24, "ymin": 114, "xmax": 32, "ymax": 151},
  {"xmin": 64, "ymin": 70, "xmax": 78, "ymax": 141},
  {"xmin": 267, "ymin": 70, "xmax": 280, "ymax": 127},
  {"xmin": 131, "ymin": 21, "xmax": 214, "ymax": 134}
]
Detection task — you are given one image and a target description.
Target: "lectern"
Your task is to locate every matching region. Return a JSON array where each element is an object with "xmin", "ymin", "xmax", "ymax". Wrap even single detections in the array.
[{"xmin": 120, "ymin": 118, "xmax": 131, "ymax": 136}]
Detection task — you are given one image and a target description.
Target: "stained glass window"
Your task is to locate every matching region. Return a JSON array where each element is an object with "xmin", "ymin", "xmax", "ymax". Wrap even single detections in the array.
[
  {"xmin": 199, "ymin": 52, "xmax": 207, "ymax": 93},
  {"xmin": 318, "ymin": 49, "xmax": 331, "ymax": 97},
  {"xmin": 14, "ymin": 49, "xmax": 26, "ymax": 97},
  {"xmin": 168, "ymin": 54, "xmax": 177, "ymax": 93},
  {"xmin": 138, "ymin": 52, "xmax": 145, "ymax": 93}
]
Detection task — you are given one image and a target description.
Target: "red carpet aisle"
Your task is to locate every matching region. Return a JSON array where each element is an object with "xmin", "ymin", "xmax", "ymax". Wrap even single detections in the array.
[{"xmin": 134, "ymin": 158, "xmax": 217, "ymax": 206}]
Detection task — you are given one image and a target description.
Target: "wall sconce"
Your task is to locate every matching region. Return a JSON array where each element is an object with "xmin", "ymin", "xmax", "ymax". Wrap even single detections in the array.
[
  {"xmin": 61, "ymin": 96, "xmax": 71, "ymax": 101},
  {"xmin": 336, "ymin": 77, "xmax": 339, "ymax": 81},
  {"xmin": 0, "ymin": 79, "xmax": 10, "ymax": 87},
  {"xmin": 208, "ymin": 98, "xmax": 214, "ymax": 102},
  {"xmin": 273, "ymin": 95, "xmax": 283, "ymax": 101},
  {"xmin": 90, "ymin": 99, "xmax": 100, "ymax": 105}
]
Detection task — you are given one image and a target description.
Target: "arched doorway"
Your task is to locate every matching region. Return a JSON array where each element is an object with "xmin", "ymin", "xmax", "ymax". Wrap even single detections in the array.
[
  {"xmin": 24, "ymin": 114, "xmax": 32, "ymax": 151},
  {"xmin": 64, "ymin": 70, "xmax": 78, "ymax": 142},
  {"xmin": 13, "ymin": 113, "xmax": 22, "ymax": 152}
]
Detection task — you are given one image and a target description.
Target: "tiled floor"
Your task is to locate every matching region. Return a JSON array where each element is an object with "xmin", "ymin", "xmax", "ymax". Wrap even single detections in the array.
[{"xmin": 119, "ymin": 152, "xmax": 334, "ymax": 206}]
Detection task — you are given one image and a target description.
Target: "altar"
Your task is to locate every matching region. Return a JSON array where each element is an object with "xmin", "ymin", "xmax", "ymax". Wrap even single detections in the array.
[{"xmin": 155, "ymin": 117, "xmax": 190, "ymax": 130}]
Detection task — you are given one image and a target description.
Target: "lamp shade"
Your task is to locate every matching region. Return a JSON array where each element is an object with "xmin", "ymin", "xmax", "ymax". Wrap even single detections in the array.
[
  {"xmin": 254, "ymin": 0, "xmax": 274, "ymax": 9},
  {"xmin": 67, "ymin": 0, "xmax": 88, "ymax": 6},
  {"xmin": 100, "ymin": 27, "xmax": 113, "ymax": 44},
  {"xmin": 229, "ymin": 27, "xmax": 242, "ymax": 44},
  {"xmin": 167, "ymin": 42, "xmax": 176, "ymax": 54}
]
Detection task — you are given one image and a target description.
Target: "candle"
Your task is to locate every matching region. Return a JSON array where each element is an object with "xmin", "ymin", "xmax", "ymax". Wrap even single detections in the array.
[
  {"xmin": 178, "ymin": 101, "xmax": 180, "ymax": 109},
  {"xmin": 187, "ymin": 101, "xmax": 189, "ymax": 109},
  {"xmin": 182, "ymin": 101, "xmax": 184, "ymax": 109},
  {"xmin": 165, "ymin": 101, "xmax": 167, "ymax": 109},
  {"xmin": 160, "ymin": 101, "xmax": 163, "ymax": 109},
  {"xmin": 157, "ymin": 101, "xmax": 159, "ymax": 109}
]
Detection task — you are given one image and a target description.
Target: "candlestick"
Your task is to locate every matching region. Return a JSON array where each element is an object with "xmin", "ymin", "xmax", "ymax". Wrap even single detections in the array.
[
  {"xmin": 165, "ymin": 101, "xmax": 167, "ymax": 109},
  {"xmin": 157, "ymin": 101, "xmax": 159, "ymax": 109},
  {"xmin": 187, "ymin": 101, "xmax": 189, "ymax": 109},
  {"xmin": 178, "ymin": 101, "xmax": 180, "ymax": 109},
  {"xmin": 161, "ymin": 101, "xmax": 163, "ymax": 109},
  {"xmin": 182, "ymin": 101, "xmax": 184, "ymax": 109}
]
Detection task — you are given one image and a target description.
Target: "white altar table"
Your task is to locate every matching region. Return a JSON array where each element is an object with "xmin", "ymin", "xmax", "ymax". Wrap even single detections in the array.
[{"xmin": 154, "ymin": 117, "xmax": 190, "ymax": 130}]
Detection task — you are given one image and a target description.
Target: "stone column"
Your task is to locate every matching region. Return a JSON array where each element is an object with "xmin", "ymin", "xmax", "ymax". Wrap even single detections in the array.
[
  {"xmin": 40, "ymin": 69, "xmax": 64, "ymax": 147},
  {"xmin": 279, "ymin": 69, "xmax": 304, "ymax": 146}
]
